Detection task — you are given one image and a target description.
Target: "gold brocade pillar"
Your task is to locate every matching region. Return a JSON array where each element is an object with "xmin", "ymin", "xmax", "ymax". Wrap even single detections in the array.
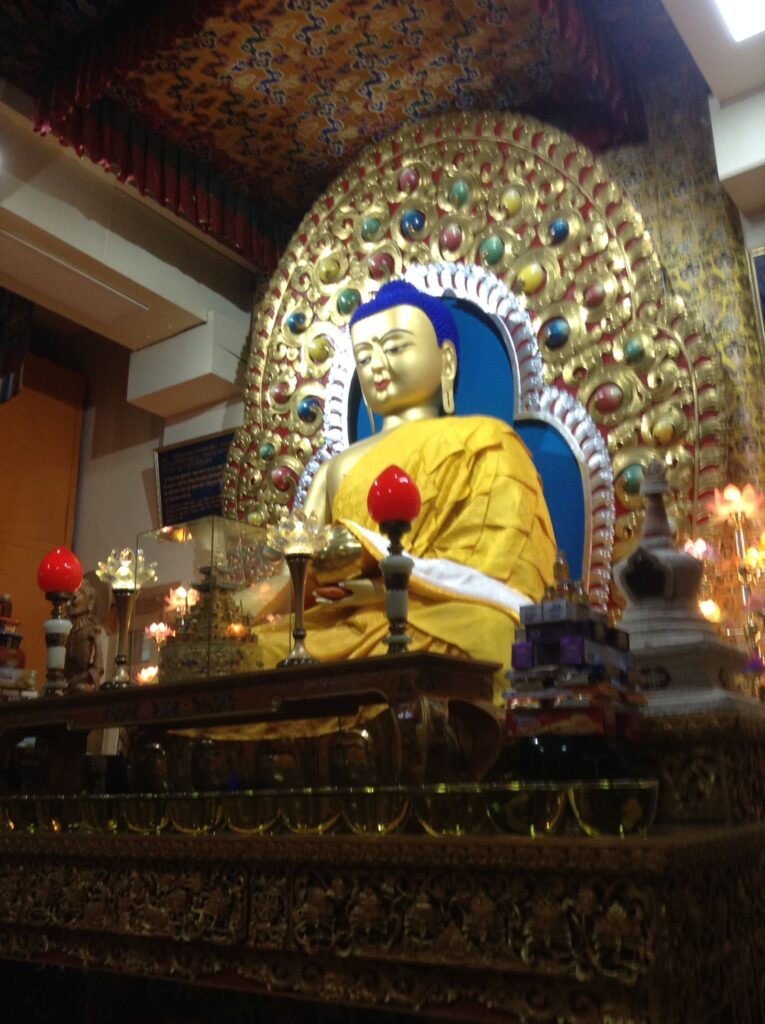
[{"xmin": 602, "ymin": 62, "xmax": 765, "ymax": 490}]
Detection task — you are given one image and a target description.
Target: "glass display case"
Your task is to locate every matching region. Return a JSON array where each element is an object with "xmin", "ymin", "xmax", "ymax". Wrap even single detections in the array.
[{"xmin": 134, "ymin": 516, "xmax": 289, "ymax": 684}]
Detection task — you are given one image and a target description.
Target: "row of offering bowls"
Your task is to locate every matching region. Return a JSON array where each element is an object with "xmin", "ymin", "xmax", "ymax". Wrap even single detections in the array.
[{"xmin": 0, "ymin": 780, "xmax": 658, "ymax": 839}]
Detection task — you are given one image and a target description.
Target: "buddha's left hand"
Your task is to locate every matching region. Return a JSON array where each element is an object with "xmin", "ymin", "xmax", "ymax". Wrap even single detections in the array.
[{"xmin": 313, "ymin": 578, "xmax": 385, "ymax": 606}]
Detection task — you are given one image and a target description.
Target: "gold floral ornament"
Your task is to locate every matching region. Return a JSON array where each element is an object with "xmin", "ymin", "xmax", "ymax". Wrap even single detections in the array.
[
  {"xmin": 96, "ymin": 548, "xmax": 157, "ymax": 592},
  {"xmin": 266, "ymin": 510, "xmax": 333, "ymax": 557}
]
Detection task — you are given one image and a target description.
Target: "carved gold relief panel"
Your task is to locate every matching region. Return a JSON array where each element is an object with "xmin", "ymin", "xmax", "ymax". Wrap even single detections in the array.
[{"xmin": 225, "ymin": 112, "xmax": 725, "ymax": 565}]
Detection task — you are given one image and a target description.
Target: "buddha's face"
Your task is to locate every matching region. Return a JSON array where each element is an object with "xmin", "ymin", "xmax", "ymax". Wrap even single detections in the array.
[{"xmin": 351, "ymin": 304, "xmax": 453, "ymax": 417}]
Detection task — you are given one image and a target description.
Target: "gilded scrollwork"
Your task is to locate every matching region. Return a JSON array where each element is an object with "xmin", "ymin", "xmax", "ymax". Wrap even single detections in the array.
[
  {"xmin": 225, "ymin": 112, "xmax": 725, "ymax": 581},
  {"xmin": 1, "ymin": 826, "xmax": 765, "ymax": 1023}
]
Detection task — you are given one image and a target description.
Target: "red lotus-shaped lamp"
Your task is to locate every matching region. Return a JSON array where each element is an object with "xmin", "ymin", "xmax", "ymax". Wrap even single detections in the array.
[
  {"xmin": 37, "ymin": 546, "xmax": 83, "ymax": 696},
  {"xmin": 368, "ymin": 465, "xmax": 421, "ymax": 655}
]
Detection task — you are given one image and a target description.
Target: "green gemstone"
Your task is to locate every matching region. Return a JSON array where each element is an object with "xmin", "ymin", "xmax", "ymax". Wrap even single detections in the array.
[
  {"xmin": 480, "ymin": 236, "xmax": 504, "ymax": 266},
  {"xmin": 449, "ymin": 180, "xmax": 470, "ymax": 207},
  {"xmin": 259, "ymin": 442, "xmax": 276, "ymax": 461},
  {"xmin": 361, "ymin": 216, "xmax": 381, "ymax": 241},
  {"xmin": 622, "ymin": 464, "xmax": 644, "ymax": 495},
  {"xmin": 624, "ymin": 338, "xmax": 645, "ymax": 363},
  {"xmin": 337, "ymin": 288, "xmax": 361, "ymax": 315}
]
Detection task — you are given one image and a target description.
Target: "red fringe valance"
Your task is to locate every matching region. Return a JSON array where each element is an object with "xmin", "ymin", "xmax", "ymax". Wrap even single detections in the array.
[
  {"xmin": 539, "ymin": 0, "xmax": 646, "ymax": 143},
  {"xmin": 37, "ymin": 96, "xmax": 283, "ymax": 274},
  {"xmin": 34, "ymin": 0, "xmax": 287, "ymax": 273}
]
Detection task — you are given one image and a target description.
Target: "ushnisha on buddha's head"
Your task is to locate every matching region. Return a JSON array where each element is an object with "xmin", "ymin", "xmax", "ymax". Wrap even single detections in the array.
[{"xmin": 349, "ymin": 280, "xmax": 458, "ymax": 421}]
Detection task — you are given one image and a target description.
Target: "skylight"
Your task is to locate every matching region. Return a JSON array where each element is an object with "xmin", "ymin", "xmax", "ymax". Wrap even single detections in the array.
[{"xmin": 712, "ymin": 0, "xmax": 765, "ymax": 42}]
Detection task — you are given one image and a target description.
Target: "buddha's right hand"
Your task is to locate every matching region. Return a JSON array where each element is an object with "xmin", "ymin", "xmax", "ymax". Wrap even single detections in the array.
[{"xmin": 311, "ymin": 525, "xmax": 369, "ymax": 586}]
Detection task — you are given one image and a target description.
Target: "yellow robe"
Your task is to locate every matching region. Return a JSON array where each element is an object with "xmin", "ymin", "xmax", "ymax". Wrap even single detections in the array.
[{"xmin": 261, "ymin": 416, "xmax": 556, "ymax": 677}]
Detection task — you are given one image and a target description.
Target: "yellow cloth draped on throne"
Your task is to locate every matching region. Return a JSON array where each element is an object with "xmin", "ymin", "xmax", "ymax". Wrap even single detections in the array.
[{"xmin": 259, "ymin": 415, "xmax": 556, "ymax": 676}]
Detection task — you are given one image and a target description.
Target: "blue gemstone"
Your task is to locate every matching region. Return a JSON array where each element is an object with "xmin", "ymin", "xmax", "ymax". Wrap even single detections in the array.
[
  {"xmin": 542, "ymin": 317, "xmax": 570, "ymax": 349},
  {"xmin": 549, "ymin": 218, "xmax": 570, "ymax": 244},
  {"xmin": 401, "ymin": 209, "xmax": 426, "ymax": 239},
  {"xmin": 298, "ymin": 396, "xmax": 322, "ymax": 423},
  {"xmin": 286, "ymin": 311, "xmax": 307, "ymax": 334}
]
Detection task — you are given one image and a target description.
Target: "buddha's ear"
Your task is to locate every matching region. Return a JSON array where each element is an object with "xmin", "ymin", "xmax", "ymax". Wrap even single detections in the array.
[{"xmin": 440, "ymin": 339, "xmax": 457, "ymax": 383}]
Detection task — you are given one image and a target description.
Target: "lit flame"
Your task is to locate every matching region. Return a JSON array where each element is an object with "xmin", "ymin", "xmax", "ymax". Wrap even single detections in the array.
[
  {"xmin": 226, "ymin": 622, "xmax": 247, "ymax": 638},
  {"xmin": 699, "ymin": 598, "xmax": 722, "ymax": 623},
  {"xmin": 136, "ymin": 665, "xmax": 159, "ymax": 685},
  {"xmin": 707, "ymin": 483, "xmax": 763, "ymax": 522}
]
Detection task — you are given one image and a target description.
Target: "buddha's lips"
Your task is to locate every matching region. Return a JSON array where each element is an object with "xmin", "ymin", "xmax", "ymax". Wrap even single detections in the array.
[{"xmin": 374, "ymin": 378, "xmax": 390, "ymax": 391}]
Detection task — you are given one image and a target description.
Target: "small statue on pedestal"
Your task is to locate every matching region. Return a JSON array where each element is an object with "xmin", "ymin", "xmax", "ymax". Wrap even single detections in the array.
[{"xmin": 64, "ymin": 571, "xmax": 113, "ymax": 692}]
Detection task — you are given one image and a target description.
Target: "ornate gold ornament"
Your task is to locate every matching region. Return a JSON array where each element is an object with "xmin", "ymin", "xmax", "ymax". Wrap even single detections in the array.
[{"xmin": 225, "ymin": 112, "xmax": 725, "ymax": 578}]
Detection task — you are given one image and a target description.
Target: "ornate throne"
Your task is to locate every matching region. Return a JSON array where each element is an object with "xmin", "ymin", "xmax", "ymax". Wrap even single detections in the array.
[{"xmin": 224, "ymin": 112, "xmax": 726, "ymax": 608}]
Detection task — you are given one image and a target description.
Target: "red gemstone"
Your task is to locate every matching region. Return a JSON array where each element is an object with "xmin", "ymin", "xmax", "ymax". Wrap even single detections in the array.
[
  {"xmin": 440, "ymin": 223, "xmax": 463, "ymax": 252},
  {"xmin": 37, "ymin": 546, "xmax": 83, "ymax": 594},
  {"xmin": 593, "ymin": 383, "xmax": 623, "ymax": 414},
  {"xmin": 271, "ymin": 467, "xmax": 293, "ymax": 492},
  {"xmin": 398, "ymin": 167, "xmax": 420, "ymax": 192},
  {"xmin": 368, "ymin": 465, "xmax": 422, "ymax": 524},
  {"xmin": 368, "ymin": 251, "xmax": 394, "ymax": 281},
  {"xmin": 584, "ymin": 283, "xmax": 606, "ymax": 308}
]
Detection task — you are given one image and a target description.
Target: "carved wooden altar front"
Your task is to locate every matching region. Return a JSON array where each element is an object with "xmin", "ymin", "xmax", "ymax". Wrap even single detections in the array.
[
  {"xmin": 0, "ymin": 825, "xmax": 763, "ymax": 1023},
  {"xmin": 0, "ymin": 656, "xmax": 764, "ymax": 1024}
]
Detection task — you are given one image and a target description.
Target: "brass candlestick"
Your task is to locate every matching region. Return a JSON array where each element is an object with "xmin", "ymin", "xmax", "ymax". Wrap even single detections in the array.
[
  {"xmin": 266, "ymin": 511, "xmax": 332, "ymax": 668},
  {"xmin": 96, "ymin": 547, "xmax": 157, "ymax": 688},
  {"xmin": 108, "ymin": 588, "xmax": 137, "ymax": 687},
  {"xmin": 281, "ymin": 553, "xmax": 315, "ymax": 666}
]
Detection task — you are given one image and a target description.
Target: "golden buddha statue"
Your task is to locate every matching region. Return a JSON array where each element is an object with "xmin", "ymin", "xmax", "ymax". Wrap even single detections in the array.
[{"xmin": 257, "ymin": 279, "xmax": 556, "ymax": 678}]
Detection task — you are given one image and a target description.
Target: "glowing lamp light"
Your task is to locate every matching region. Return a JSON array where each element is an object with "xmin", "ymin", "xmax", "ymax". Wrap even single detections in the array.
[
  {"xmin": 145, "ymin": 622, "xmax": 175, "ymax": 646},
  {"xmin": 164, "ymin": 586, "xmax": 200, "ymax": 614},
  {"xmin": 707, "ymin": 483, "xmax": 763, "ymax": 522},
  {"xmin": 226, "ymin": 622, "xmax": 247, "ymax": 639},
  {"xmin": 699, "ymin": 598, "xmax": 722, "ymax": 624},
  {"xmin": 37, "ymin": 547, "xmax": 83, "ymax": 595},
  {"xmin": 683, "ymin": 538, "xmax": 712, "ymax": 561},
  {"xmin": 367, "ymin": 465, "xmax": 422, "ymax": 525},
  {"xmin": 136, "ymin": 665, "xmax": 159, "ymax": 685}
]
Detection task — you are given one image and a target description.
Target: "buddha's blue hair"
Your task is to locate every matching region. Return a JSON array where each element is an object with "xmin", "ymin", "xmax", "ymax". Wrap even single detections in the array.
[{"xmin": 349, "ymin": 280, "xmax": 460, "ymax": 358}]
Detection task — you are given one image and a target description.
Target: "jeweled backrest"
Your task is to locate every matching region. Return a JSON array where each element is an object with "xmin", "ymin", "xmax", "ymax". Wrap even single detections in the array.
[{"xmin": 224, "ymin": 111, "xmax": 726, "ymax": 600}]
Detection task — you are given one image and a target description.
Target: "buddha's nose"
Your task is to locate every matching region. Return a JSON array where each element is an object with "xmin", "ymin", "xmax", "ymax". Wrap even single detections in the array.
[{"xmin": 369, "ymin": 344, "xmax": 385, "ymax": 370}]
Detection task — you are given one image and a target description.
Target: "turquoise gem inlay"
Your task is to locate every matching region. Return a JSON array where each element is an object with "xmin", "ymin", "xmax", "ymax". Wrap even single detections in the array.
[
  {"xmin": 624, "ymin": 338, "xmax": 645, "ymax": 363},
  {"xmin": 622, "ymin": 464, "xmax": 644, "ymax": 495},
  {"xmin": 449, "ymin": 180, "xmax": 470, "ymax": 207},
  {"xmin": 361, "ymin": 216, "xmax": 381, "ymax": 241}
]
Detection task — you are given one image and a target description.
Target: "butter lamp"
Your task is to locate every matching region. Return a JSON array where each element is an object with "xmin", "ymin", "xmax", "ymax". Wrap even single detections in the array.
[
  {"xmin": 37, "ymin": 546, "xmax": 83, "ymax": 696},
  {"xmin": 367, "ymin": 465, "xmax": 421, "ymax": 654}
]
